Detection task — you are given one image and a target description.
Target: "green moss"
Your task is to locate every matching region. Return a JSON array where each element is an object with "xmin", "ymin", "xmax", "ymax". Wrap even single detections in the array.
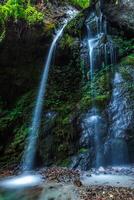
[
  {"xmin": 0, "ymin": 90, "xmax": 35, "ymax": 165},
  {"xmin": 79, "ymin": 92, "xmax": 92, "ymax": 111},
  {"xmin": 48, "ymin": 64, "xmax": 111, "ymax": 141},
  {"xmin": 48, "ymin": 65, "xmax": 112, "ymax": 163},
  {"xmin": 113, "ymin": 36, "xmax": 134, "ymax": 57},
  {"xmin": 65, "ymin": 13, "xmax": 85, "ymax": 37},
  {"xmin": 121, "ymin": 54, "xmax": 134, "ymax": 65},
  {"xmin": 0, "ymin": 0, "xmax": 44, "ymax": 25},
  {"xmin": 57, "ymin": 158, "xmax": 71, "ymax": 167},
  {"xmin": 44, "ymin": 21, "xmax": 55, "ymax": 37},
  {"xmin": 79, "ymin": 148, "xmax": 88, "ymax": 153},
  {"xmin": 60, "ymin": 34, "xmax": 75, "ymax": 49},
  {"xmin": 24, "ymin": 5, "xmax": 44, "ymax": 25},
  {"xmin": 0, "ymin": 0, "xmax": 44, "ymax": 42},
  {"xmin": 120, "ymin": 65, "xmax": 134, "ymax": 82},
  {"xmin": 10, "ymin": 125, "xmax": 29, "ymax": 151},
  {"xmin": 78, "ymin": 65, "xmax": 112, "ymax": 111},
  {"xmin": 69, "ymin": 0, "xmax": 90, "ymax": 9}
]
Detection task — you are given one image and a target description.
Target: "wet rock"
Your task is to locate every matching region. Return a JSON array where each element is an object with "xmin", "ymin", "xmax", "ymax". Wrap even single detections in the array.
[
  {"xmin": 103, "ymin": 0, "xmax": 134, "ymax": 37},
  {"xmin": 70, "ymin": 152, "xmax": 92, "ymax": 171},
  {"xmin": 98, "ymin": 166, "xmax": 105, "ymax": 173},
  {"xmin": 44, "ymin": 167, "xmax": 80, "ymax": 183},
  {"xmin": 105, "ymin": 66, "xmax": 134, "ymax": 164},
  {"xmin": 73, "ymin": 178, "xmax": 83, "ymax": 187}
]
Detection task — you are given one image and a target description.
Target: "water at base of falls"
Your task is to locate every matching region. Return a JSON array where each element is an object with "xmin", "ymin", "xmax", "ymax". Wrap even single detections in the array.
[{"xmin": 0, "ymin": 174, "xmax": 42, "ymax": 189}]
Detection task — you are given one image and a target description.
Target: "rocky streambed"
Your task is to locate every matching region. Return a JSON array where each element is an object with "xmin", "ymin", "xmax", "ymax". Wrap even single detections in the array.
[{"xmin": 0, "ymin": 167, "xmax": 134, "ymax": 200}]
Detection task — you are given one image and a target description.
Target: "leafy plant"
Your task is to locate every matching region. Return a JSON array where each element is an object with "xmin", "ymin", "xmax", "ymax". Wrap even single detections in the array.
[
  {"xmin": 24, "ymin": 5, "xmax": 44, "ymax": 24},
  {"xmin": 70, "ymin": 0, "xmax": 90, "ymax": 8},
  {"xmin": 0, "ymin": 0, "xmax": 44, "ymax": 24}
]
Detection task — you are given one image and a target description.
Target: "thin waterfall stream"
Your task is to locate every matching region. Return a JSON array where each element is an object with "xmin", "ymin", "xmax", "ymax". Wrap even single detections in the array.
[
  {"xmin": 22, "ymin": 24, "xmax": 67, "ymax": 172},
  {"xmin": 22, "ymin": 10, "xmax": 77, "ymax": 172},
  {"xmin": 0, "ymin": 9, "xmax": 78, "ymax": 189}
]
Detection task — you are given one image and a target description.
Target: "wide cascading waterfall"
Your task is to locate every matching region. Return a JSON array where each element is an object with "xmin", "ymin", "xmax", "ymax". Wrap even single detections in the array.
[
  {"xmin": 22, "ymin": 10, "xmax": 77, "ymax": 172},
  {"xmin": 85, "ymin": 0, "xmax": 116, "ymax": 168}
]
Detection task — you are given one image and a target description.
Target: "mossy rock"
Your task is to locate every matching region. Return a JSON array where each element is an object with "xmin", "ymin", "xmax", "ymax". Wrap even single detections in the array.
[
  {"xmin": 65, "ymin": 12, "xmax": 85, "ymax": 37},
  {"xmin": 113, "ymin": 36, "xmax": 134, "ymax": 58}
]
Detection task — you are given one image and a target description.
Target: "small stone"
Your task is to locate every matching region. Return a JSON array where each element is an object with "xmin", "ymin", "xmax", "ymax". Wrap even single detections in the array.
[
  {"xmin": 73, "ymin": 178, "xmax": 82, "ymax": 187},
  {"xmin": 98, "ymin": 166, "xmax": 105, "ymax": 173}
]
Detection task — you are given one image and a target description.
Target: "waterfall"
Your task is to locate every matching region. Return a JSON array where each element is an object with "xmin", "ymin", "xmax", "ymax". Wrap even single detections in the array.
[
  {"xmin": 22, "ymin": 26, "xmax": 65, "ymax": 171},
  {"xmin": 85, "ymin": 0, "xmax": 129, "ymax": 167},
  {"xmin": 22, "ymin": 10, "xmax": 77, "ymax": 172},
  {"xmin": 106, "ymin": 72, "xmax": 129, "ymax": 165},
  {"xmin": 85, "ymin": 0, "xmax": 116, "ymax": 168}
]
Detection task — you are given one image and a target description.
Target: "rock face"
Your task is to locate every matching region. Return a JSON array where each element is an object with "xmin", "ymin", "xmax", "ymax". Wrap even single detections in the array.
[
  {"xmin": 37, "ymin": 13, "xmax": 85, "ymax": 166},
  {"xmin": 71, "ymin": 108, "xmax": 107, "ymax": 170},
  {"xmin": 0, "ymin": 22, "xmax": 49, "ymax": 165},
  {"xmin": 0, "ymin": 5, "xmax": 82, "ymax": 167},
  {"xmin": 0, "ymin": 0, "xmax": 134, "ymax": 169},
  {"xmin": 70, "ymin": 0, "xmax": 134, "ymax": 169},
  {"xmin": 103, "ymin": 0, "xmax": 134, "ymax": 36},
  {"xmin": 104, "ymin": 67, "xmax": 134, "ymax": 164}
]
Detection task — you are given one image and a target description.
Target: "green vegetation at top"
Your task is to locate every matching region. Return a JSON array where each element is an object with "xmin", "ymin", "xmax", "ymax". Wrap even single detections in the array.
[
  {"xmin": 0, "ymin": 0, "xmax": 91, "ymax": 27},
  {"xmin": 69, "ymin": 0, "xmax": 90, "ymax": 8},
  {"xmin": 0, "ymin": 0, "xmax": 44, "ymax": 25}
]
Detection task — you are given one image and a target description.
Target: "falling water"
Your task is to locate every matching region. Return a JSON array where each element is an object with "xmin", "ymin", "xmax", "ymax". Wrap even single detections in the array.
[
  {"xmin": 85, "ymin": 0, "xmax": 130, "ymax": 167},
  {"xmin": 89, "ymin": 108, "xmax": 105, "ymax": 168},
  {"xmin": 107, "ymin": 72, "xmax": 129, "ymax": 165},
  {"xmin": 88, "ymin": 38, "xmax": 97, "ymax": 81},
  {"xmin": 22, "ymin": 25, "xmax": 66, "ymax": 172},
  {"xmin": 86, "ymin": 0, "xmax": 116, "ymax": 168},
  {"xmin": 0, "ymin": 21, "xmax": 68, "ymax": 193},
  {"xmin": 22, "ymin": 10, "xmax": 77, "ymax": 172}
]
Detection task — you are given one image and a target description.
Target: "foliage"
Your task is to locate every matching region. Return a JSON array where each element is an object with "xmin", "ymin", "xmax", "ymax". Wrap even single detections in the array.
[
  {"xmin": 0, "ymin": 0, "xmax": 44, "ymax": 25},
  {"xmin": 60, "ymin": 34, "xmax": 75, "ymax": 49},
  {"xmin": 0, "ymin": 29, "xmax": 5, "ymax": 42},
  {"xmin": 121, "ymin": 54, "xmax": 134, "ymax": 65},
  {"xmin": 24, "ymin": 5, "xmax": 44, "ymax": 24},
  {"xmin": 65, "ymin": 13, "xmax": 85, "ymax": 37},
  {"xmin": 113, "ymin": 36, "xmax": 134, "ymax": 57},
  {"xmin": 0, "ymin": 91, "xmax": 35, "ymax": 165},
  {"xmin": 120, "ymin": 54, "xmax": 134, "ymax": 81},
  {"xmin": 79, "ymin": 65, "xmax": 112, "ymax": 111},
  {"xmin": 59, "ymin": 158, "xmax": 71, "ymax": 167},
  {"xmin": 79, "ymin": 148, "xmax": 88, "ymax": 153},
  {"xmin": 69, "ymin": 0, "xmax": 90, "ymax": 9}
]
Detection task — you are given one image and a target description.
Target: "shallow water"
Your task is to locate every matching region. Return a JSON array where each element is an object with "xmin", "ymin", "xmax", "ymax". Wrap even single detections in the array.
[{"xmin": 82, "ymin": 173, "xmax": 134, "ymax": 188}]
